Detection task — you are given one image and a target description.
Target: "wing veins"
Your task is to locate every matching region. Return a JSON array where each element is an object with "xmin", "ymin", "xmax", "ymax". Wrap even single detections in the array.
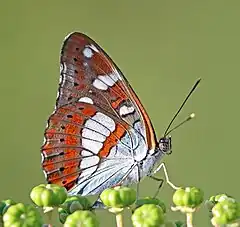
[
  {"xmin": 79, "ymin": 164, "xmax": 130, "ymax": 195},
  {"xmin": 47, "ymin": 163, "xmax": 99, "ymax": 181}
]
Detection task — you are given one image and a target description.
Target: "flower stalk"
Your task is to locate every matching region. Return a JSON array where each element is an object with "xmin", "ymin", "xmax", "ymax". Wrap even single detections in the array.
[
  {"xmin": 186, "ymin": 212, "xmax": 193, "ymax": 227},
  {"xmin": 116, "ymin": 212, "xmax": 124, "ymax": 227}
]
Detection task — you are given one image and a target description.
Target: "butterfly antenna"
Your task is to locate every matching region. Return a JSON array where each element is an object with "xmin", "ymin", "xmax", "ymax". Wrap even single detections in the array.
[
  {"xmin": 163, "ymin": 78, "xmax": 201, "ymax": 136},
  {"xmin": 165, "ymin": 113, "xmax": 195, "ymax": 136}
]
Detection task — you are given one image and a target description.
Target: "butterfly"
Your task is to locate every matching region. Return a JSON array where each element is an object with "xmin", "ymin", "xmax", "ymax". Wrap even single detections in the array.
[{"xmin": 41, "ymin": 32, "xmax": 199, "ymax": 196}]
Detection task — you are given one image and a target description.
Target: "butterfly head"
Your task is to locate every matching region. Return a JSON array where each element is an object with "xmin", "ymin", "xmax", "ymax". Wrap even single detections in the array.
[{"xmin": 158, "ymin": 136, "xmax": 172, "ymax": 155}]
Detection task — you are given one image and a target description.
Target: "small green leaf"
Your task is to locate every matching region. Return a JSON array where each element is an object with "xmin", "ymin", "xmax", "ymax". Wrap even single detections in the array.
[{"xmin": 0, "ymin": 199, "xmax": 16, "ymax": 215}]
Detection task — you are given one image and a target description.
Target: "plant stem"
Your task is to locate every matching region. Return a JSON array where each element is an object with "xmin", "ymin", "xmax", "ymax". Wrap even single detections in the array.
[
  {"xmin": 43, "ymin": 207, "xmax": 54, "ymax": 226},
  {"xmin": 186, "ymin": 212, "xmax": 193, "ymax": 227},
  {"xmin": 115, "ymin": 212, "xmax": 124, "ymax": 227},
  {"xmin": 46, "ymin": 210, "xmax": 53, "ymax": 224}
]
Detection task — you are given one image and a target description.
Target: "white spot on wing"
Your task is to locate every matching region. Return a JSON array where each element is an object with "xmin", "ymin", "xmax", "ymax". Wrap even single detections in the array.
[
  {"xmin": 109, "ymin": 73, "xmax": 119, "ymax": 82},
  {"xmin": 42, "ymin": 136, "xmax": 47, "ymax": 146},
  {"xmin": 93, "ymin": 79, "xmax": 108, "ymax": 90},
  {"xmin": 60, "ymin": 63, "xmax": 63, "ymax": 73},
  {"xmin": 78, "ymin": 97, "xmax": 94, "ymax": 104},
  {"xmin": 59, "ymin": 63, "xmax": 67, "ymax": 84},
  {"xmin": 134, "ymin": 120, "xmax": 146, "ymax": 138},
  {"xmin": 84, "ymin": 119, "xmax": 110, "ymax": 137},
  {"xmin": 43, "ymin": 170, "xmax": 48, "ymax": 179},
  {"xmin": 97, "ymin": 73, "xmax": 119, "ymax": 87},
  {"xmin": 82, "ymin": 139, "xmax": 103, "ymax": 154},
  {"xmin": 82, "ymin": 128, "xmax": 106, "ymax": 142},
  {"xmin": 119, "ymin": 105, "xmax": 135, "ymax": 116},
  {"xmin": 92, "ymin": 112, "xmax": 116, "ymax": 132},
  {"xmin": 83, "ymin": 47, "xmax": 93, "ymax": 58},
  {"xmin": 80, "ymin": 156, "xmax": 99, "ymax": 169},
  {"xmin": 60, "ymin": 62, "xmax": 67, "ymax": 74},
  {"xmin": 60, "ymin": 63, "xmax": 74, "ymax": 84},
  {"xmin": 98, "ymin": 75, "xmax": 116, "ymax": 86},
  {"xmin": 81, "ymin": 150, "xmax": 93, "ymax": 156},
  {"xmin": 41, "ymin": 153, "xmax": 45, "ymax": 163}
]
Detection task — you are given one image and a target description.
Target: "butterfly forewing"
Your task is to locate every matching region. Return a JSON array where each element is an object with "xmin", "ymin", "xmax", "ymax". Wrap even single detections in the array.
[{"xmin": 41, "ymin": 32, "xmax": 158, "ymax": 195}]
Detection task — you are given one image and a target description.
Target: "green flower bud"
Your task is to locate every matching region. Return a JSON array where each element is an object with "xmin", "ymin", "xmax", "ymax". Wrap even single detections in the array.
[
  {"xmin": 173, "ymin": 187, "xmax": 204, "ymax": 208},
  {"xmin": 64, "ymin": 210, "xmax": 99, "ymax": 227},
  {"xmin": 211, "ymin": 200, "xmax": 240, "ymax": 225},
  {"xmin": 30, "ymin": 184, "xmax": 67, "ymax": 207},
  {"xmin": 3, "ymin": 203, "xmax": 43, "ymax": 227},
  {"xmin": 132, "ymin": 204, "xmax": 165, "ymax": 227},
  {"xmin": 100, "ymin": 186, "xmax": 136, "ymax": 208}
]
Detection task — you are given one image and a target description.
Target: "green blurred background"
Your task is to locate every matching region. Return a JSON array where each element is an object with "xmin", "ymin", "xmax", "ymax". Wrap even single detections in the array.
[{"xmin": 0, "ymin": 0, "xmax": 239, "ymax": 226}]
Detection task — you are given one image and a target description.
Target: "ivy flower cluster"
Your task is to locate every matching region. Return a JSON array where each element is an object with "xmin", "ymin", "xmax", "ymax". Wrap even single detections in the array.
[{"xmin": 0, "ymin": 184, "xmax": 239, "ymax": 227}]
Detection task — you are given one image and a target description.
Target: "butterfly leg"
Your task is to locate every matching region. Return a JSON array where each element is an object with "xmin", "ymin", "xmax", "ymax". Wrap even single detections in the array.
[
  {"xmin": 136, "ymin": 163, "xmax": 141, "ymax": 200},
  {"xmin": 149, "ymin": 162, "xmax": 180, "ymax": 190},
  {"xmin": 148, "ymin": 176, "xmax": 164, "ymax": 198}
]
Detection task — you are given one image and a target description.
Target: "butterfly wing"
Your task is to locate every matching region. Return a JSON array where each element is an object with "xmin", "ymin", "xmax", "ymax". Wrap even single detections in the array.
[{"xmin": 41, "ymin": 32, "xmax": 158, "ymax": 195}]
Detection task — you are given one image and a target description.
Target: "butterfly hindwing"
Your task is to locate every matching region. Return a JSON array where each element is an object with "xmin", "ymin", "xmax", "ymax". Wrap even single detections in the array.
[{"xmin": 42, "ymin": 101, "xmax": 133, "ymax": 191}]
